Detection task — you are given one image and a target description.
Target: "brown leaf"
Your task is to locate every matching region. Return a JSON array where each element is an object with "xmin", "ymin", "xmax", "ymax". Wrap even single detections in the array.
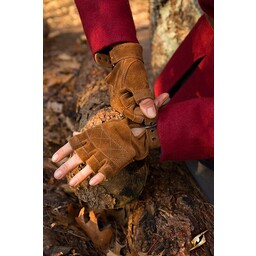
[
  {"xmin": 58, "ymin": 53, "xmax": 72, "ymax": 61},
  {"xmin": 75, "ymin": 208, "xmax": 113, "ymax": 252},
  {"xmin": 44, "ymin": 76, "xmax": 62, "ymax": 88},
  {"xmin": 107, "ymin": 241, "xmax": 125, "ymax": 256},
  {"xmin": 51, "ymin": 246, "xmax": 72, "ymax": 255},
  {"xmin": 66, "ymin": 203, "xmax": 79, "ymax": 218},
  {"xmin": 51, "ymin": 205, "xmax": 74, "ymax": 228}
]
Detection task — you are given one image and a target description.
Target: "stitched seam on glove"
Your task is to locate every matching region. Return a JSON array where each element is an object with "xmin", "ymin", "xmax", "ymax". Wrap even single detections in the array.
[
  {"xmin": 109, "ymin": 43, "xmax": 143, "ymax": 64},
  {"xmin": 98, "ymin": 163, "xmax": 115, "ymax": 179},
  {"xmin": 121, "ymin": 59, "xmax": 144, "ymax": 88},
  {"xmin": 80, "ymin": 144, "xmax": 90, "ymax": 159},
  {"xmin": 69, "ymin": 135, "xmax": 87, "ymax": 150},
  {"xmin": 89, "ymin": 154, "xmax": 102, "ymax": 172},
  {"xmin": 112, "ymin": 56, "xmax": 143, "ymax": 65},
  {"xmin": 122, "ymin": 60, "xmax": 153, "ymax": 103},
  {"xmin": 88, "ymin": 125, "xmax": 133, "ymax": 168}
]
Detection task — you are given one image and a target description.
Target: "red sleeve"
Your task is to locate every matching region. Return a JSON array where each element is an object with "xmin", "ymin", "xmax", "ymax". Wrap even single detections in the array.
[
  {"xmin": 198, "ymin": 0, "xmax": 214, "ymax": 18},
  {"xmin": 74, "ymin": 0, "xmax": 138, "ymax": 54},
  {"xmin": 157, "ymin": 97, "xmax": 213, "ymax": 161}
]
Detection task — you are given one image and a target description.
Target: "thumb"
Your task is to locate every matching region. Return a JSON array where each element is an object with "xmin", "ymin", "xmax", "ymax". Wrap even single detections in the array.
[{"xmin": 139, "ymin": 98, "xmax": 157, "ymax": 119}]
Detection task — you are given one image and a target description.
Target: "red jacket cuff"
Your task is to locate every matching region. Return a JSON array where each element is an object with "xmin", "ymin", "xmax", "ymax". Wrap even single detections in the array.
[{"xmin": 74, "ymin": 0, "xmax": 138, "ymax": 54}]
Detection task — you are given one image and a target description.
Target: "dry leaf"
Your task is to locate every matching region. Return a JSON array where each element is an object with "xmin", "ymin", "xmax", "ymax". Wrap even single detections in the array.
[
  {"xmin": 50, "ymin": 205, "xmax": 74, "ymax": 227},
  {"xmin": 51, "ymin": 246, "xmax": 72, "ymax": 255},
  {"xmin": 58, "ymin": 53, "xmax": 72, "ymax": 61},
  {"xmin": 75, "ymin": 208, "xmax": 113, "ymax": 252},
  {"xmin": 107, "ymin": 250, "xmax": 120, "ymax": 256},
  {"xmin": 47, "ymin": 101, "xmax": 63, "ymax": 113},
  {"xmin": 107, "ymin": 241, "xmax": 125, "ymax": 256},
  {"xmin": 44, "ymin": 76, "xmax": 62, "ymax": 88}
]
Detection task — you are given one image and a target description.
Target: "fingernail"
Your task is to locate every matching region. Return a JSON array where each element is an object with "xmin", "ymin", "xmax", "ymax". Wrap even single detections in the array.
[
  {"xmin": 54, "ymin": 169, "xmax": 63, "ymax": 179},
  {"xmin": 90, "ymin": 173, "xmax": 105, "ymax": 186},
  {"xmin": 52, "ymin": 153, "xmax": 59, "ymax": 162},
  {"xmin": 147, "ymin": 107, "xmax": 156, "ymax": 118},
  {"xmin": 69, "ymin": 178, "xmax": 78, "ymax": 187},
  {"xmin": 89, "ymin": 177, "xmax": 98, "ymax": 186}
]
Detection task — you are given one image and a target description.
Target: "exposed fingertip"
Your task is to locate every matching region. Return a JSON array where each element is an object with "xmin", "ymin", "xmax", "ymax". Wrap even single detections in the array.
[
  {"xmin": 54, "ymin": 169, "xmax": 62, "ymax": 179},
  {"xmin": 69, "ymin": 177, "xmax": 79, "ymax": 187},
  {"xmin": 89, "ymin": 173, "xmax": 105, "ymax": 186},
  {"xmin": 155, "ymin": 93, "xmax": 171, "ymax": 109},
  {"xmin": 89, "ymin": 178, "xmax": 97, "ymax": 186},
  {"xmin": 52, "ymin": 153, "xmax": 59, "ymax": 162}
]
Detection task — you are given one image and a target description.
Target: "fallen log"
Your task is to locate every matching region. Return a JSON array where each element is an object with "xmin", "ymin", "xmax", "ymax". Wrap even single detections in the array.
[
  {"xmin": 126, "ymin": 157, "xmax": 214, "ymax": 256},
  {"xmin": 66, "ymin": 52, "xmax": 149, "ymax": 211}
]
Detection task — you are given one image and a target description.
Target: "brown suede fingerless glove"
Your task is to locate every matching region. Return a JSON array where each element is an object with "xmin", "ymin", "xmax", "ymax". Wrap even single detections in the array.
[
  {"xmin": 68, "ymin": 119, "xmax": 159, "ymax": 180},
  {"xmin": 95, "ymin": 43, "xmax": 155, "ymax": 124}
]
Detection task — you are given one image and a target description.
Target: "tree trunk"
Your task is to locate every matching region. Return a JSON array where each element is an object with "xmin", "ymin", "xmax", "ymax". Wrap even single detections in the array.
[{"xmin": 150, "ymin": 0, "xmax": 201, "ymax": 79}]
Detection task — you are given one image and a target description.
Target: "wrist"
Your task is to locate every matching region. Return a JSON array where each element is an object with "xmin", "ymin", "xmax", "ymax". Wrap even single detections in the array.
[
  {"xmin": 94, "ymin": 42, "xmax": 143, "ymax": 68},
  {"xmin": 109, "ymin": 42, "xmax": 143, "ymax": 65}
]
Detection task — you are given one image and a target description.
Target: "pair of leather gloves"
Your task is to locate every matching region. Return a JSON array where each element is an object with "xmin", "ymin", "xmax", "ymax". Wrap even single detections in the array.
[{"xmin": 69, "ymin": 43, "xmax": 160, "ymax": 181}]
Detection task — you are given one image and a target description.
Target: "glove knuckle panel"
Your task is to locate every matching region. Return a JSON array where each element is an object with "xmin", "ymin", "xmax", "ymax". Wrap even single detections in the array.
[
  {"xmin": 86, "ymin": 154, "xmax": 102, "ymax": 174},
  {"xmin": 99, "ymin": 163, "xmax": 115, "ymax": 179},
  {"xmin": 69, "ymin": 134, "xmax": 87, "ymax": 150},
  {"xmin": 119, "ymin": 91, "xmax": 134, "ymax": 108},
  {"xmin": 75, "ymin": 145, "xmax": 91, "ymax": 163}
]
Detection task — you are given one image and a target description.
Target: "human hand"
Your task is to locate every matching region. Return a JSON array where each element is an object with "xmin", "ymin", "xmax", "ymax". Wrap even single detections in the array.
[
  {"xmin": 52, "ymin": 119, "xmax": 157, "ymax": 187},
  {"xmin": 52, "ymin": 93, "xmax": 169, "ymax": 187},
  {"xmin": 96, "ymin": 43, "xmax": 157, "ymax": 124}
]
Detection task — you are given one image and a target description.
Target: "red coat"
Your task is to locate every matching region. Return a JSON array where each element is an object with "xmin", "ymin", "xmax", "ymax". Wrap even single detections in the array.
[{"xmin": 74, "ymin": 0, "xmax": 214, "ymax": 161}]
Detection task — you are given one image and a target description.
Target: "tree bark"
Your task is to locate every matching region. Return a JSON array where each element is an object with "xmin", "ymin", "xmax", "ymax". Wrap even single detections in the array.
[
  {"xmin": 126, "ymin": 156, "xmax": 214, "ymax": 256},
  {"xmin": 150, "ymin": 0, "xmax": 201, "ymax": 79}
]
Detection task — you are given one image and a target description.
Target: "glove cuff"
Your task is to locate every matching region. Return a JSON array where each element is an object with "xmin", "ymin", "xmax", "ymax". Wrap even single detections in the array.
[
  {"xmin": 95, "ymin": 43, "xmax": 143, "ymax": 67},
  {"xmin": 109, "ymin": 42, "xmax": 143, "ymax": 65}
]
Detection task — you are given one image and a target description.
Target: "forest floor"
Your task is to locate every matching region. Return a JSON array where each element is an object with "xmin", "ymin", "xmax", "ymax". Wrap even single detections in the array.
[{"xmin": 43, "ymin": 1, "xmax": 151, "ymax": 255}]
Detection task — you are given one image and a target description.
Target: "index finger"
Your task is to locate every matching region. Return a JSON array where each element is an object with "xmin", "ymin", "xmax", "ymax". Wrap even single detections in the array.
[
  {"xmin": 52, "ymin": 142, "xmax": 73, "ymax": 163},
  {"xmin": 154, "ymin": 93, "xmax": 170, "ymax": 109}
]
